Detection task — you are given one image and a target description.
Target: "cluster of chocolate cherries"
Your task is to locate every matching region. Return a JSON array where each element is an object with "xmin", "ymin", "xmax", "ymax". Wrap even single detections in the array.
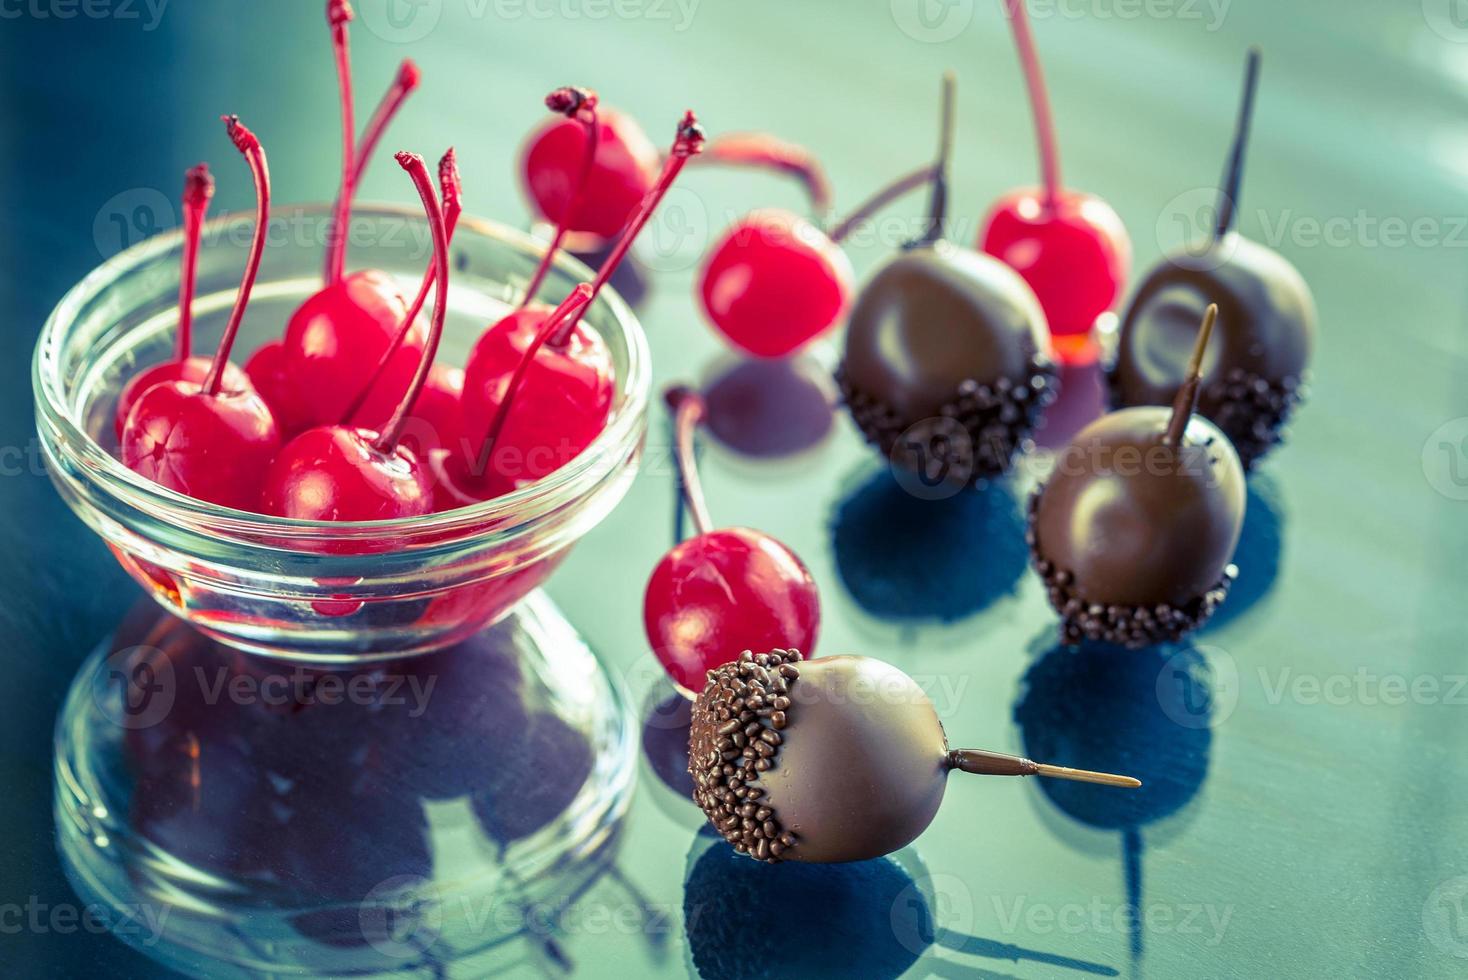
[{"xmin": 114, "ymin": 0, "xmax": 705, "ymax": 521}]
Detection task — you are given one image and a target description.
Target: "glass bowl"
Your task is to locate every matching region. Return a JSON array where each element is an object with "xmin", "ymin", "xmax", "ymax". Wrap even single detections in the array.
[{"xmin": 34, "ymin": 204, "xmax": 650, "ymax": 661}]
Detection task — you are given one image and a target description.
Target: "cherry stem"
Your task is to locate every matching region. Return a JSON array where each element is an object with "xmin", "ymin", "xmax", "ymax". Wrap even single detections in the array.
[
  {"xmin": 323, "ymin": 0, "xmax": 356, "ymax": 285},
  {"xmin": 204, "ymin": 117, "xmax": 270, "ymax": 397},
  {"xmin": 667, "ymin": 386, "xmax": 713, "ymax": 536},
  {"xmin": 827, "ymin": 163, "xmax": 938, "ymax": 244},
  {"xmin": 340, "ymin": 149, "xmax": 462, "ymax": 426},
  {"xmin": 1215, "ymin": 47, "xmax": 1261, "ymax": 240},
  {"xmin": 520, "ymin": 87, "xmax": 600, "ymax": 310},
  {"xmin": 353, "ymin": 59, "xmax": 420, "ymax": 188},
  {"xmin": 947, "ymin": 749, "xmax": 1141, "ymax": 788},
  {"xmin": 552, "ymin": 110, "xmax": 706, "ymax": 346},
  {"xmin": 1164, "ymin": 303, "xmax": 1218, "ymax": 446},
  {"xmin": 917, "ymin": 72, "xmax": 955, "ymax": 247},
  {"xmin": 471, "ymin": 284, "xmax": 594, "ymax": 473},
  {"xmin": 693, "ymin": 132, "xmax": 832, "ymax": 220},
  {"xmin": 176, "ymin": 163, "xmax": 215, "ymax": 362},
  {"xmin": 1004, "ymin": 0, "xmax": 1062, "ymax": 206},
  {"xmin": 375, "ymin": 151, "xmax": 448, "ymax": 456}
]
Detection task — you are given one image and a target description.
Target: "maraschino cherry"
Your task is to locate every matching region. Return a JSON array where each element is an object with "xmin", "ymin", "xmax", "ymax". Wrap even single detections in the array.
[
  {"xmin": 120, "ymin": 117, "xmax": 280, "ymax": 511},
  {"xmin": 979, "ymin": 0, "xmax": 1131, "ymax": 363},
  {"xmin": 521, "ymin": 92, "xmax": 659, "ymax": 243},
  {"xmin": 250, "ymin": 0, "xmax": 426, "ymax": 436},
  {"xmin": 260, "ymin": 150, "xmax": 450, "ymax": 522},
  {"xmin": 113, "ymin": 164, "xmax": 251, "ymax": 437},
  {"xmin": 643, "ymin": 387, "xmax": 820, "ymax": 695},
  {"xmin": 454, "ymin": 111, "xmax": 706, "ymax": 497}
]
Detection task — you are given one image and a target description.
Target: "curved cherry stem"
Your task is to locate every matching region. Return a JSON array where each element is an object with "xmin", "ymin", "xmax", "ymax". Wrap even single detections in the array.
[
  {"xmin": 472, "ymin": 284, "xmax": 594, "ymax": 471},
  {"xmin": 375, "ymin": 151, "xmax": 448, "ymax": 455},
  {"xmin": 176, "ymin": 163, "xmax": 215, "ymax": 362},
  {"xmin": 323, "ymin": 0, "xmax": 356, "ymax": 285},
  {"xmin": 552, "ymin": 110, "xmax": 706, "ymax": 346},
  {"xmin": 520, "ymin": 87, "xmax": 600, "ymax": 310},
  {"xmin": 204, "ymin": 117, "xmax": 270, "ymax": 396},
  {"xmin": 667, "ymin": 386, "xmax": 713, "ymax": 536},
  {"xmin": 1004, "ymin": 0, "xmax": 1061, "ymax": 207},
  {"xmin": 693, "ymin": 132, "xmax": 833, "ymax": 220},
  {"xmin": 1164, "ymin": 303, "xmax": 1217, "ymax": 446},
  {"xmin": 1215, "ymin": 47, "xmax": 1261, "ymax": 240},
  {"xmin": 827, "ymin": 163, "xmax": 937, "ymax": 244},
  {"xmin": 353, "ymin": 59, "xmax": 420, "ymax": 187},
  {"xmin": 340, "ymin": 149, "xmax": 462, "ymax": 425},
  {"xmin": 916, "ymin": 72, "xmax": 955, "ymax": 248},
  {"xmin": 947, "ymin": 748, "xmax": 1141, "ymax": 788}
]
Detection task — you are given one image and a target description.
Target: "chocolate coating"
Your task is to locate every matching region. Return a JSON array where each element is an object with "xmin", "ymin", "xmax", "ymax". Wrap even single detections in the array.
[
  {"xmin": 1111, "ymin": 235, "xmax": 1314, "ymax": 467},
  {"xmin": 839, "ymin": 242, "xmax": 1056, "ymax": 478},
  {"xmin": 1030, "ymin": 406, "xmax": 1246, "ymax": 646},
  {"xmin": 689, "ymin": 651, "xmax": 952, "ymax": 864}
]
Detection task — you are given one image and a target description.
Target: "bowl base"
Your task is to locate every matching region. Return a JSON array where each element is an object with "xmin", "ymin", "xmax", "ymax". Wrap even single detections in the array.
[{"xmin": 54, "ymin": 591, "xmax": 635, "ymax": 978}]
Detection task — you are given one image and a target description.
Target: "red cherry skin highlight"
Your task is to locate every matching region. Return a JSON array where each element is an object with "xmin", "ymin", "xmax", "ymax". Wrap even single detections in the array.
[
  {"xmin": 698, "ymin": 208, "xmax": 854, "ymax": 358},
  {"xmin": 115, "ymin": 358, "xmax": 248, "ymax": 440},
  {"xmin": 260, "ymin": 425, "xmax": 432, "ymax": 521},
  {"xmin": 522, "ymin": 106, "xmax": 658, "ymax": 241}
]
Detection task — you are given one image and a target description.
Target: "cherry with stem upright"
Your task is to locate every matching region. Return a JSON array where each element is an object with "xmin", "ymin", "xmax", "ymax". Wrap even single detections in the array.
[
  {"xmin": 979, "ymin": 0, "xmax": 1131, "ymax": 363},
  {"xmin": 121, "ymin": 117, "xmax": 280, "ymax": 512},
  {"xmin": 453, "ymin": 111, "xmax": 706, "ymax": 500},
  {"xmin": 114, "ymin": 164, "xmax": 252, "ymax": 437},
  {"xmin": 261, "ymin": 150, "xmax": 451, "ymax": 523},
  {"xmin": 643, "ymin": 387, "xmax": 820, "ymax": 695},
  {"xmin": 520, "ymin": 87, "xmax": 600, "ymax": 310}
]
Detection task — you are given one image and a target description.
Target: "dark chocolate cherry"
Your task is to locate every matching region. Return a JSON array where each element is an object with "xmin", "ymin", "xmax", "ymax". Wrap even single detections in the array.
[
  {"xmin": 839, "ymin": 74, "xmax": 1056, "ymax": 482},
  {"xmin": 120, "ymin": 117, "xmax": 280, "ymax": 512},
  {"xmin": 1110, "ymin": 49, "xmax": 1313, "ymax": 469},
  {"xmin": 689, "ymin": 650, "xmax": 1138, "ymax": 864},
  {"xmin": 1031, "ymin": 305, "xmax": 1247, "ymax": 647},
  {"xmin": 644, "ymin": 388, "xmax": 820, "ymax": 694}
]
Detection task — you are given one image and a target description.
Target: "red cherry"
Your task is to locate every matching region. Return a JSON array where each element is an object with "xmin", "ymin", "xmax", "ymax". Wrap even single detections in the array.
[
  {"xmin": 979, "ymin": 0, "xmax": 1131, "ymax": 361},
  {"xmin": 698, "ymin": 208, "xmax": 853, "ymax": 358},
  {"xmin": 114, "ymin": 164, "xmax": 244, "ymax": 437},
  {"xmin": 120, "ymin": 117, "xmax": 280, "ymax": 510},
  {"xmin": 643, "ymin": 388, "xmax": 819, "ymax": 693},
  {"xmin": 522, "ymin": 104, "xmax": 659, "ymax": 241},
  {"xmin": 455, "ymin": 111, "xmax": 706, "ymax": 501},
  {"xmin": 261, "ymin": 150, "xmax": 450, "ymax": 523},
  {"xmin": 244, "ymin": 339, "xmax": 314, "ymax": 439}
]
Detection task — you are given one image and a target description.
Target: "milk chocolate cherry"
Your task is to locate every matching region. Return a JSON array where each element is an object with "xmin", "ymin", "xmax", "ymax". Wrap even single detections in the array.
[
  {"xmin": 839, "ymin": 74, "xmax": 1056, "ymax": 481},
  {"xmin": 120, "ymin": 117, "xmax": 280, "ymax": 512},
  {"xmin": 689, "ymin": 650, "xmax": 1138, "ymax": 863},
  {"xmin": 1031, "ymin": 305, "xmax": 1247, "ymax": 647},
  {"xmin": 1109, "ymin": 49, "xmax": 1314, "ymax": 469},
  {"xmin": 980, "ymin": 0, "xmax": 1130, "ymax": 362},
  {"xmin": 644, "ymin": 388, "xmax": 820, "ymax": 695}
]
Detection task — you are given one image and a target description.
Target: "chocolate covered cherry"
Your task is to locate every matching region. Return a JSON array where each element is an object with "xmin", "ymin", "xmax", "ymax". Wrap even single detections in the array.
[
  {"xmin": 690, "ymin": 650, "xmax": 1137, "ymax": 863},
  {"xmin": 839, "ymin": 75, "xmax": 1056, "ymax": 481},
  {"xmin": 1031, "ymin": 305, "xmax": 1247, "ymax": 647},
  {"xmin": 1110, "ymin": 50, "xmax": 1313, "ymax": 469}
]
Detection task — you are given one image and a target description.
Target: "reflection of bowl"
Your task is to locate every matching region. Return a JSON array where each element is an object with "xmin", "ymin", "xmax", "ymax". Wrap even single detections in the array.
[{"xmin": 34, "ymin": 207, "xmax": 649, "ymax": 660}]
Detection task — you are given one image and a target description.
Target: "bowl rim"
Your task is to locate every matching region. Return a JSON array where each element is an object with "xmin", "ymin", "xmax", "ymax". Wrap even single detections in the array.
[{"xmin": 33, "ymin": 202, "xmax": 651, "ymax": 541}]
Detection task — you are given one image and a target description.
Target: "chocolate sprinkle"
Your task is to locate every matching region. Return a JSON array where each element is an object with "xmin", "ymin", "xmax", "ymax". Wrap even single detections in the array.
[
  {"xmin": 689, "ymin": 649, "xmax": 802, "ymax": 863},
  {"xmin": 837, "ymin": 359, "xmax": 1058, "ymax": 479},
  {"xmin": 1026, "ymin": 492, "xmax": 1236, "ymax": 648}
]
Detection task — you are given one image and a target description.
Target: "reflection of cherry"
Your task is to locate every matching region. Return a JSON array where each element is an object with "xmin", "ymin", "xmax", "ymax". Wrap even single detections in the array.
[
  {"xmin": 120, "ymin": 117, "xmax": 280, "ymax": 511},
  {"xmin": 113, "ymin": 164, "xmax": 251, "ymax": 437},
  {"xmin": 701, "ymin": 354, "xmax": 836, "ymax": 459},
  {"xmin": 643, "ymin": 388, "xmax": 819, "ymax": 694},
  {"xmin": 470, "ymin": 711, "xmax": 595, "ymax": 848},
  {"xmin": 260, "ymin": 151, "xmax": 450, "ymax": 521},
  {"xmin": 979, "ymin": 0, "xmax": 1130, "ymax": 361}
]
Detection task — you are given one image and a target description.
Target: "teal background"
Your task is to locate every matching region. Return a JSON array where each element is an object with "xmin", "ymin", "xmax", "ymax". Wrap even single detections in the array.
[{"xmin": 2, "ymin": 0, "xmax": 1468, "ymax": 977}]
